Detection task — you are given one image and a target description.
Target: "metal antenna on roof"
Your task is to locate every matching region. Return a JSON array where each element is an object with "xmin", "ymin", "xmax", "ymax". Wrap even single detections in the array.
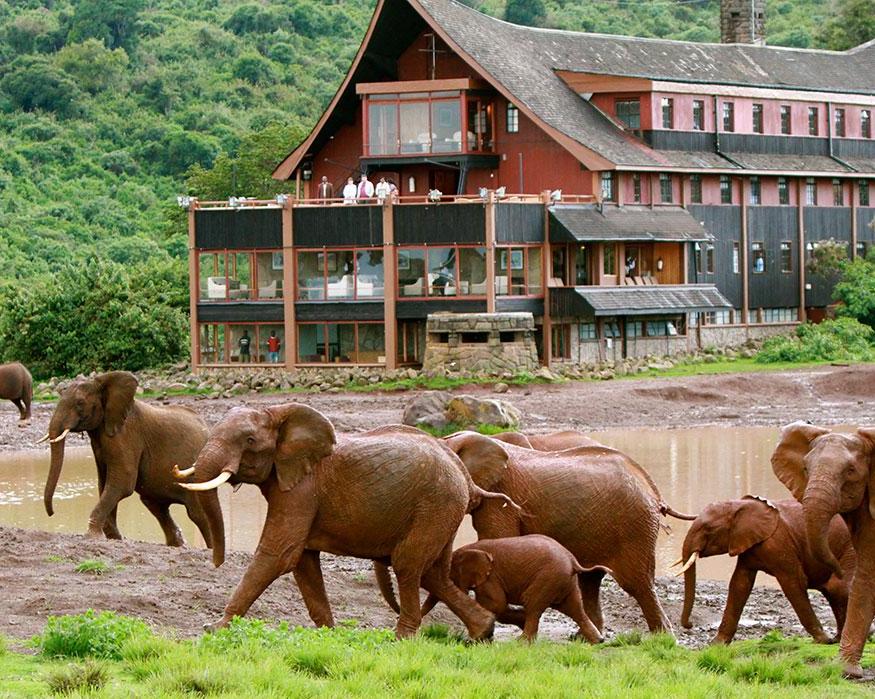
[{"xmin": 419, "ymin": 33, "xmax": 445, "ymax": 80}]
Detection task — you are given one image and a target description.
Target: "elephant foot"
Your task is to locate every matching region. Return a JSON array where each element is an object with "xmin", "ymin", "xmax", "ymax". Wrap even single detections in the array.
[
  {"xmin": 709, "ymin": 635, "xmax": 732, "ymax": 646},
  {"xmin": 812, "ymin": 633, "xmax": 832, "ymax": 645},
  {"xmin": 17, "ymin": 419, "xmax": 29, "ymax": 428},
  {"xmin": 467, "ymin": 613, "xmax": 496, "ymax": 642},
  {"xmin": 573, "ymin": 630, "xmax": 604, "ymax": 644},
  {"xmin": 842, "ymin": 662, "xmax": 864, "ymax": 680},
  {"xmin": 204, "ymin": 616, "xmax": 232, "ymax": 634},
  {"xmin": 85, "ymin": 528, "xmax": 105, "ymax": 540}
]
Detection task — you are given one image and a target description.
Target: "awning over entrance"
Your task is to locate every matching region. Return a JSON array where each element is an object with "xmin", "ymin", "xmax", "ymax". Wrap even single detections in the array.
[
  {"xmin": 549, "ymin": 205, "xmax": 713, "ymax": 243},
  {"xmin": 553, "ymin": 284, "xmax": 731, "ymax": 317}
]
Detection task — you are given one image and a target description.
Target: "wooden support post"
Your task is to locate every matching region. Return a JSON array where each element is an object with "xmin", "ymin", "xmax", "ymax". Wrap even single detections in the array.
[
  {"xmin": 485, "ymin": 191, "xmax": 496, "ymax": 313},
  {"xmin": 541, "ymin": 190, "xmax": 552, "ymax": 368},
  {"xmin": 187, "ymin": 204, "xmax": 199, "ymax": 370},
  {"xmin": 797, "ymin": 178, "xmax": 807, "ymax": 322},
  {"xmin": 851, "ymin": 182, "xmax": 858, "ymax": 259},
  {"xmin": 282, "ymin": 199, "xmax": 297, "ymax": 368},
  {"xmin": 383, "ymin": 198, "xmax": 397, "ymax": 370},
  {"xmin": 740, "ymin": 177, "xmax": 749, "ymax": 325}
]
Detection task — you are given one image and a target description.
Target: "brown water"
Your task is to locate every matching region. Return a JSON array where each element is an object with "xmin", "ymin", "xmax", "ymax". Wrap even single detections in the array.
[{"xmin": 0, "ymin": 426, "xmax": 816, "ymax": 583}]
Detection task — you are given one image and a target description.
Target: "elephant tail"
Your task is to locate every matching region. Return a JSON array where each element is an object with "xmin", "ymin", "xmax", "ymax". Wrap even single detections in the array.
[
  {"xmin": 472, "ymin": 486, "xmax": 524, "ymax": 514},
  {"xmin": 660, "ymin": 503, "xmax": 697, "ymax": 521},
  {"xmin": 374, "ymin": 561, "xmax": 400, "ymax": 613},
  {"xmin": 421, "ymin": 593, "xmax": 439, "ymax": 617}
]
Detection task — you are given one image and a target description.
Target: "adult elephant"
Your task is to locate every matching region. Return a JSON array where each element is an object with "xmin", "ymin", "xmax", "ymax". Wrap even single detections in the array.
[
  {"xmin": 492, "ymin": 430, "xmax": 604, "ymax": 451},
  {"xmin": 679, "ymin": 495, "xmax": 853, "ymax": 644},
  {"xmin": 39, "ymin": 371, "xmax": 224, "ymax": 566},
  {"xmin": 0, "ymin": 362, "xmax": 32, "ymax": 423},
  {"xmin": 443, "ymin": 432, "xmax": 695, "ymax": 633},
  {"xmin": 771, "ymin": 421, "xmax": 875, "ymax": 678},
  {"xmin": 179, "ymin": 404, "xmax": 505, "ymax": 640}
]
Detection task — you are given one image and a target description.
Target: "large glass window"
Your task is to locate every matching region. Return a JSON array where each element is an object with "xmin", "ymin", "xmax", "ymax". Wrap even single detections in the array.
[
  {"xmin": 428, "ymin": 247, "xmax": 456, "ymax": 297},
  {"xmin": 367, "ymin": 101, "xmax": 398, "ymax": 155},
  {"xmin": 297, "ymin": 248, "xmax": 383, "ymax": 301},
  {"xmin": 365, "ymin": 92, "xmax": 464, "ymax": 156},
  {"xmin": 199, "ymin": 252, "xmax": 227, "ymax": 301},
  {"xmin": 199, "ymin": 324, "xmax": 225, "ymax": 363},
  {"xmin": 398, "ymin": 246, "xmax": 485, "ymax": 297},
  {"xmin": 255, "ymin": 253, "xmax": 284, "ymax": 299},
  {"xmin": 297, "ymin": 322, "xmax": 385, "ymax": 364},
  {"xmin": 432, "ymin": 100, "xmax": 462, "ymax": 153},
  {"xmin": 400, "ymin": 100, "xmax": 430, "ymax": 153},
  {"xmin": 199, "ymin": 251, "xmax": 281, "ymax": 302},
  {"xmin": 199, "ymin": 323, "xmax": 288, "ymax": 365},
  {"xmin": 458, "ymin": 247, "xmax": 487, "ymax": 295},
  {"xmin": 495, "ymin": 247, "xmax": 543, "ymax": 296},
  {"xmin": 615, "ymin": 99, "xmax": 640, "ymax": 129},
  {"xmin": 398, "ymin": 248, "xmax": 426, "ymax": 297}
]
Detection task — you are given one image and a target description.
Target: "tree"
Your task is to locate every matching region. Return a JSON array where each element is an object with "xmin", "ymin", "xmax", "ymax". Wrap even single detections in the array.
[
  {"xmin": 505, "ymin": 0, "xmax": 547, "ymax": 27},
  {"xmin": 0, "ymin": 56, "xmax": 83, "ymax": 118},
  {"xmin": 819, "ymin": 0, "xmax": 875, "ymax": 50},
  {"xmin": 55, "ymin": 39, "xmax": 129, "ymax": 94},
  {"xmin": 66, "ymin": 0, "xmax": 143, "ymax": 53},
  {"xmin": 833, "ymin": 252, "xmax": 875, "ymax": 329}
]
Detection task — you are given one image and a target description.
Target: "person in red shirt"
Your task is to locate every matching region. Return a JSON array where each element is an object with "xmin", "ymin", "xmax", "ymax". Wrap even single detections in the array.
[{"xmin": 266, "ymin": 331, "xmax": 281, "ymax": 363}]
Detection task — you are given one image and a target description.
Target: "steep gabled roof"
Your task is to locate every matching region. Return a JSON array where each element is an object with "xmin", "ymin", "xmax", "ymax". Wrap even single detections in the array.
[{"xmin": 274, "ymin": 0, "xmax": 875, "ymax": 179}]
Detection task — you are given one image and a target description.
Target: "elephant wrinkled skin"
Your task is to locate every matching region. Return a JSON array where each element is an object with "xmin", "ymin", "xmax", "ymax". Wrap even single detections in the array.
[
  {"xmin": 680, "ymin": 495, "xmax": 853, "ymax": 644},
  {"xmin": 772, "ymin": 421, "xmax": 875, "ymax": 678},
  {"xmin": 421, "ymin": 535, "xmax": 605, "ymax": 643},
  {"xmin": 42, "ymin": 371, "xmax": 224, "ymax": 566},
  {"xmin": 444, "ymin": 432, "xmax": 694, "ymax": 633},
  {"xmin": 182, "ymin": 404, "xmax": 500, "ymax": 640}
]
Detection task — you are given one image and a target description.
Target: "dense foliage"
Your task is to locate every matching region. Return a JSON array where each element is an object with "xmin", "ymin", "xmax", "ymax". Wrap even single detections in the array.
[
  {"xmin": 0, "ymin": 0, "xmax": 870, "ymax": 375},
  {"xmin": 756, "ymin": 318, "xmax": 875, "ymax": 363},
  {"xmin": 832, "ymin": 252, "xmax": 875, "ymax": 329}
]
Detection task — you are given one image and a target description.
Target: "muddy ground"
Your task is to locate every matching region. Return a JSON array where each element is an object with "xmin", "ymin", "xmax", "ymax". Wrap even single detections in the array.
[{"xmin": 1, "ymin": 364, "xmax": 872, "ymax": 648}]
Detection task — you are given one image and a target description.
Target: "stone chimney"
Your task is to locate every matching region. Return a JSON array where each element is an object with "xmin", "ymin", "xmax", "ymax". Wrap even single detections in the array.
[{"xmin": 720, "ymin": 0, "xmax": 765, "ymax": 45}]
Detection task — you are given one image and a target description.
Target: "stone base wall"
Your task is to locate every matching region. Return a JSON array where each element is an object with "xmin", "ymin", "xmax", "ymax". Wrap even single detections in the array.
[
  {"xmin": 699, "ymin": 322, "xmax": 797, "ymax": 348},
  {"xmin": 423, "ymin": 312, "xmax": 539, "ymax": 374}
]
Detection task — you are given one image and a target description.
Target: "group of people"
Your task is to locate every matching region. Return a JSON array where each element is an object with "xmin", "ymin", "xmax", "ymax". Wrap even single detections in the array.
[
  {"xmin": 316, "ymin": 174, "xmax": 398, "ymax": 204},
  {"xmin": 237, "ymin": 330, "xmax": 282, "ymax": 363}
]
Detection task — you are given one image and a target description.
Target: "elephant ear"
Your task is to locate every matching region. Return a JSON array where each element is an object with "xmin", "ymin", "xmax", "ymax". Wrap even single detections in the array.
[
  {"xmin": 771, "ymin": 421, "xmax": 829, "ymax": 501},
  {"xmin": 96, "ymin": 371, "xmax": 138, "ymax": 437},
  {"xmin": 491, "ymin": 432, "xmax": 533, "ymax": 449},
  {"xmin": 728, "ymin": 496, "xmax": 780, "ymax": 557},
  {"xmin": 856, "ymin": 427, "xmax": 875, "ymax": 520},
  {"xmin": 454, "ymin": 548, "xmax": 494, "ymax": 589},
  {"xmin": 269, "ymin": 403, "xmax": 336, "ymax": 491},
  {"xmin": 444, "ymin": 432, "xmax": 510, "ymax": 491}
]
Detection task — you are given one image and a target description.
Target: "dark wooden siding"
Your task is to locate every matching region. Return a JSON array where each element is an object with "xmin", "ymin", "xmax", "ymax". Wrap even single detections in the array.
[
  {"xmin": 689, "ymin": 205, "xmax": 743, "ymax": 308},
  {"xmin": 719, "ymin": 134, "xmax": 829, "ymax": 156},
  {"xmin": 396, "ymin": 299, "xmax": 486, "ymax": 319},
  {"xmin": 496, "ymin": 298, "xmax": 544, "ymax": 315},
  {"xmin": 294, "ymin": 302, "xmax": 385, "ymax": 322},
  {"xmin": 643, "ymin": 131, "xmax": 715, "ymax": 151},
  {"xmin": 394, "ymin": 203, "xmax": 486, "ymax": 244},
  {"xmin": 294, "ymin": 206, "xmax": 383, "ymax": 247},
  {"xmin": 804, "ymin": 207, "xmax": 852, "ymax": 307},
  {"xmin": 197, "ymin": 302, "xmax": 284, "ymax": 323},
  {"xmin": 747, "ymin": 207, "xmax": 799, "ymax": 309},
  {"xmin": 859, "ymin": 209, "xmax": 875, "ymax": 245},
  {"xmin": 496, "ymin": 203, "xmax": 545, "ymax": 243},
  {"xmin": 195, "ymin": 209, "xmax": 282, "ymax": 249},
  {"xmin": 833, "ymin": 140, "xmax": 875, "ymax": 159}
]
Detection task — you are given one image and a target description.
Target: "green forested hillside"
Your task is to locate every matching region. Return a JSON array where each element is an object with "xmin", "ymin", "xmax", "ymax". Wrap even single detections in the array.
[{"xmin": 0, "ymin": 0, "xmax": 870, "ymax": 376}]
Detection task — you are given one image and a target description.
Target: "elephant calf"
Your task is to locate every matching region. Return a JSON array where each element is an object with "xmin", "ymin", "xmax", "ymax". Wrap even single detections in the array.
[
  {"xmin": 422, "ymin": 534, "xmax": 604, "ymax": 643},
  {"xmin": 679, "ymin": 495, "xmax": 854, "ymax": 644},
  {"xmin": 0, "ymin": 361, "xmax": 32, "ymax": 422}
]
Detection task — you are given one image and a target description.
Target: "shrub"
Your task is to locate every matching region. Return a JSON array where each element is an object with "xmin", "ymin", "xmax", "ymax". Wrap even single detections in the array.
[
  {"xmin": 45, "ymin": 660, "xmax": 108, "ymax": 695},
  {"xmin": 755, "ymin": 318, "xmax": 875, "ymax": 363},
  {"xmin": 39, "ymin": 611, "xmax": 150, "ymax": 660},
  {"xmin": 0, "ymin": 56, "xmax": 83, "ymax": 118}
]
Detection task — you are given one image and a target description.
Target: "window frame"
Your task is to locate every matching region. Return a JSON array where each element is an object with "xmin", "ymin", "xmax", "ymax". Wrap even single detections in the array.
[
  {"xmin": 860, "ymin": 180, "xmax": 870, "ymax": 207},
  {"xmin": 720, "ymin": 175, "xmax": 732, "ymax": 204},
  {"xmin": 834, "ymin": 108, "xmax": 846, "ymax": 137},
  {"xmin": 833, "ymin": 179, "xmax": 844, "ymax": 206},
  {"xmin": 506, "ymin": 102, "xmax": 519, "ymax": 133},
  {"xmin": 805, "ymin": 178, "xmax": 817, "ymax": 206},
  {"xmin": 690, "ymin": 174, "xmax": 702, "ymax": 204},
  {"xmin": 808, "ymin": 106, "xmax": 819, "ymax": 136},
  {"xmin": 661, "ymin": 97, "xmax": 674, "ymax": 129},
  {"xmin": 692, "ymin": 100, "xmax": 705, "ymax": 131},
  {"xmin": 395, "ymin": 244, "xmax": 488, "ymax": 299},
  {"xmin": 197, "ymin": 322, "xmax": 287, "ymax": 366},
  {"xmin": 780, "ymin": 105, "xmax": 792, "ymax": 135},
  {"xmin": 296, "ymin": 321, "xmax": 385, "ymax": 365},
  {"xmin": 778, "ymin": 177, "xmax": 790, "ymax": 205},
  {"xmin": 749, "ymin": 176, "xmax": 761, "ymax": 205},
  {"xmin": 659, "ymin": 173, "xmax": 673, "ymax": 204},
  {"xmin": 494, "ymin": 245, "xmax": 544, "ymax": 297},
  {"xmin": 780, "ymin": 241, "xmax": 793, "ymax": 273},
  {"xmin": 751, "ymin": 241, "xmax": 766, "ymax": 274},
  {"xmin": 198, "ymin": 249, "xmax": 285, "ymax": 303},
  {"xmin": 863, "ymin": 109, "xmax": 872, "ymax": 139},
  {"xmin": 752, "ymin": 103, "xmax": 764, "ymax": 134},
  {"xmin": 722, "ymin": 101, "xmax": 735, "ymax": 132},
  {"xmin": 615, "ymin": 99, "xmax": 641, "ymax": 129},
  {"xmin": 295, "ymin": 246, "xmax": 385, "ymax": 302}
]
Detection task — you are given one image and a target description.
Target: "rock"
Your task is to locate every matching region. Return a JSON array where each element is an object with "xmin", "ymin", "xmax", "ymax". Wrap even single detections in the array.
[
  {"xmin": 493, "ymin": 382, "xmax": 509, "ymax": 394},
  {"xmin": 445, "ymin": 395, "xmax": 521, "ymax": 430},
  {"xmin": 535, "ymin": 367, "xmax": 558, "ymax": 382},
  {"xmin": 166, "ymin": 382, "xmax": 188, "ymax": 392},
  {"xmin": 402, "ymin": 391, "xmax": 454, "ymax": 426},
  {"xmin": 414, "ymin": 412, "xmax": 450, "ymax": 431}
]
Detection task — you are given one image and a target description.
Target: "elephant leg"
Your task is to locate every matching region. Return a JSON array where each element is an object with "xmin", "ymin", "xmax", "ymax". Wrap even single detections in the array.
[
  {"xmin": 520, "ymin": 606, "xmax": 546, "ymax": 642},
  {"xmin": 87, "ymin": 483, "xmax": 134, "ymax": 538},
  {"xmin": 292, "ymin": 550, "xmax": 334, "ymax": 628},
  {"xmin": 820, "ymin": 578, "xmax": 849, "ymax": 640},
  {"xmin": 208, "ymin": 484, "xmax": 317, "ymax": 632},
  {"xmin": 496, "ymin": 606, "xmax": 526, "ymax": 629},
  {"xmin": 103, "ymin": 505, "xmax": 122, "ymax": 540},
  {"xmin": 579, "ymin": 570, "xmax": 606, "ymax": 633},
  {"xmin": 839, "ymin": 554, "xmax": 875, "ymax": 679},
  {"xmin": 141, "ymin": 496, "xmax": 185, "ymax": 547},
  {"xmin": 613, "ymin": 569, "xmax": 672, "ymax": 634},
  {"xmin": 774, "ymin": 572, "xmax": 829, "ymax": 643},
  {"xmin": 12, "ymin": 399, "xmax": 26, "ymax": 421},
  {"xmin": 713, "ymin": 565, "xmax": 757, "ymax": 644},
  {"xmin": 555, "ymin": 589, "xmax": 603, "ymax": 644},
  {"xmin": 420, "ymin": 544, "xmax": 495, "ymax": 642}
]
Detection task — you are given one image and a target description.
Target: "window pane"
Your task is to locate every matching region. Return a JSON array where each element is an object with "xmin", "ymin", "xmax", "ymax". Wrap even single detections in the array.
[
  {"xmin": 398, "ymin": 248, "xmax": 426, "ymax": 296},
  {"xmin": 431, "ymin": 100, "xmax": 461, "ymax": 153},
  {"xmin": 808, "ymin": 107, "xmax": 818, "ymax": 136},
  {"xmin": 230, "ymin": 324, "xmax": 256, "ymax": 363},
  {"xmin": 615, "ymin": 100, "xmax": 640, "ymax": 129},
  {"xmin": 690, "ymin": 175, "xmax": 702, "ymax": 204},
  {"xmin": 603, "ymin": 243, "xmax": 616, "ymax": 275},
  {"xmin": 781, "ymin": 105, "xmax": 791, "ymax": 134},
  {"xmin": 527, "ymin": 247, "xmax": 542, "ymax": 295},
  {"xmin": 693, "ymin": 100, "xmax": 704, "ymax": 130},
  {"xmin": 200, "ymin": 252, "xmax": 226, "ymax": 301},
  {"xmin": 297, "ymin": 251, "xmax": 324, "ymax": 300},
  {"xmin": 356, "ymin": 249, "xmax": 384, "ymax": 299},
  {"xmin": 327, "ymin": 323, "xmax": 355, "ymax": 363},
  {"xmin": 230, "ymin": 253, "xmax": 252, "ymax": 300},
  {"xmin": 574, "ymin": 245, "xmax": 588, "ymax": 285},
  {"xmin": 400, "ymin": 102, "xmax": 430, "ymax": 153},
  {"xmin": 327, "ymin": 250, "xmax": 354, "ymax": 300},
  {"xmin": 255, "ymin": 252, "xmax": 283, "ymax": 299},
  {"xmin": 358, "ymin": 324, "xmax": 385, "ymax": 364},
  {"xmin": 778, "ymin": 178, "xmax": 789, "ymax": 205},
  {"xmin": 781, "ymin": 242, "xmax": 792, "ymax": 273},
  {"xmin": 579, "ymin": 323, "xmax": 597, "ymax": 340},
  {"xmin": 262, "ymin": 325, "xmax": 285, "ymax": 364},
  {"xmin": 458, "ymin": 247, "xmax": 487, "ymax": 295},
  {"xmin": 428, "ymin": 247, "xmax": 456, "ymax": 296},
  {"xmin": 199, "ymin": 324, "xmax": 224, "ymax": 363},
  {"xmin": 368, "ymin": 102, "xmax": 397, "ymax": 155},
  {"xmin": 752, "ymin": 242, "xmax": 765, "ymax": 273},
  {"xmin": 298, "ymin": 324, "xmax": 324, "ymax": 363}
]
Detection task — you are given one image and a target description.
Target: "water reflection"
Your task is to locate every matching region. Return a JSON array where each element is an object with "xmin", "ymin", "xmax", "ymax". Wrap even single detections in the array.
[{"xmin": 0, "ymin": 426, "xmax": 824, "ymax": 583}]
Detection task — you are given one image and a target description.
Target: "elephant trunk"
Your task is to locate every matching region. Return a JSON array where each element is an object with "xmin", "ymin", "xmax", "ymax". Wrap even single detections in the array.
[
  {"xmin": 201, "ymin": 489, "xmax": 225, "ymax": 568},
  {"xmin": 803, "ymin": 486, "xmax": 844, "ymax": 579},
  {"xmin": 44, "ymin": 412, "xmax": 74, "ymax": 516},
  {"xmin": 182, "ymin": 441, "xmax": 237, "ymax": 563},
  {"xmin": 681, "ymin": 559, "xmax": 697, "ymax": 629}
]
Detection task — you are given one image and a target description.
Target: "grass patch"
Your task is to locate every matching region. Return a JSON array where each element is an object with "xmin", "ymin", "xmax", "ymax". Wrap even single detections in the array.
[
  {"xmin": 415, "ymin": 422, "xmax": 512, "ymax": 438},
  {"xmin": 37, "ymin": 611, "xmax": 150, "ymax": 660},
  {"xmin": 348, "ymin": 371, "xmax": 550, "ymax": 393},
  {"xmin": 3, "ymin": 619, "xmax": 873, "ymax": 698},
  {"xmin": 73, "ymin": 560, "xmax": 112, "ymax": 576}
]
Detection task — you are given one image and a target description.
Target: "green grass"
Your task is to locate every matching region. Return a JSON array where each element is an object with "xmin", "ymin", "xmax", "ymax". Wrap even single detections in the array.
[
  {"xmin": 3, "ymin": 615, "xmax": 872, "ymax": 698},
  {"xmin": 415, "ymin": 423, "xmax": 511, "ymax": 439},
  {"xmin": 73, "ymin": 560, "xmax": 113, "ymax": 576},
  {"xmin": 620, "ymin": 356, "xmax": 846, "ymax": 380}
]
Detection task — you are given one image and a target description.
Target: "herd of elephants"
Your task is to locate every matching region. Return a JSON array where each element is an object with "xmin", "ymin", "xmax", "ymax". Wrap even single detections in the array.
[{"xmin": 1, "ymin": 360, "xmax": 874, "ymax": 678}]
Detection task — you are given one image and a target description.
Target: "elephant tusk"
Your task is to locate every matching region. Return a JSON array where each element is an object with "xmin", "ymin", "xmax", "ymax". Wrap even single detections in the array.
[
  {"xmin": 669, "ymin": 557, "xmax": 684, "ymax": 568},
  {"xmin": 675, "ymin": 551, "xmax": 698, "ymax": 576},
  {"xmin": 49, "ymin": 429, "xmax": 70, "ymax": 444},
  {"xmin": 179, "ymin": 470, "xmax": 232, "ymax": 491},
  {"xmin": 173, "ymin": 465, "xmax": 196, "ymax": 479},
  {"xmin": 34, "ymin": 433, "xmax": 50, "ymax": 445}
]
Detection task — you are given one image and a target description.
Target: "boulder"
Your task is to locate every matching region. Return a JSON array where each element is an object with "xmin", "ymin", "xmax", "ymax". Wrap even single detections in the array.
[
  {"xmin": 446, "ymin": 395, "xmax": 521, "ymax": 430},
  {"xmin": 402, "ymin": 391, "xmax": 453, "ymax": 426}
]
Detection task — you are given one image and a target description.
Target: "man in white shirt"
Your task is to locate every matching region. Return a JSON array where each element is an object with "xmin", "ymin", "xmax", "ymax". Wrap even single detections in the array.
[
  {"xmin": 342, "ymin": 177, "xmax": 357, "ymax": 204},
  {"xmin": 357, "ymin": 173, "xmax": 375, "ymax": 202}
]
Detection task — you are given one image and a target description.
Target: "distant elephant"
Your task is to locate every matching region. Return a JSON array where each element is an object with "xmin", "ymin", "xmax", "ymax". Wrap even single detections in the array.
[
  {"xmin": 180, "ymin": 405, "xmax": 510, "ymax": 640},
  {"xmin": 492, "ymin": 430, "xmax": 604, "ymax": 451},
  {"xmin": 421, "ymin": 535, "xmax": 605, "ymax": 643},
  {"xmin": 39, "ymin": 371, "xmax": 224, "ymax": 566},
  {"xmin": 771, "ymin": 421, "xmax": 875, "ymax": 678},
  {"xmin": 679, "ymin": 495, "xmax": 854, "ymax": 644},
  {"xmin": 0, "ymin": 362, "xmax": 32, "ymax": 423},
  {"xmin": 443, "ymin": 432, "xmax": 695, "ymax": 633}
]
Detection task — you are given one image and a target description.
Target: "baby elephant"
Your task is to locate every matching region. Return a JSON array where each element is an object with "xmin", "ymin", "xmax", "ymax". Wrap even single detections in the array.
[
  {"xmin": 678, "ymin": 495, "xmax": 854, "ymax": 644},
  {"xmin": 422, "ymin": 534, "xmax": 604, "ymax": 643}
]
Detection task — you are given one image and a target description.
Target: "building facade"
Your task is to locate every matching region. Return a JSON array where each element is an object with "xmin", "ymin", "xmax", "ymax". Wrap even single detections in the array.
[{"xmin": 187, "ymin": 0, "xmax": 875, "ymax": 370}]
